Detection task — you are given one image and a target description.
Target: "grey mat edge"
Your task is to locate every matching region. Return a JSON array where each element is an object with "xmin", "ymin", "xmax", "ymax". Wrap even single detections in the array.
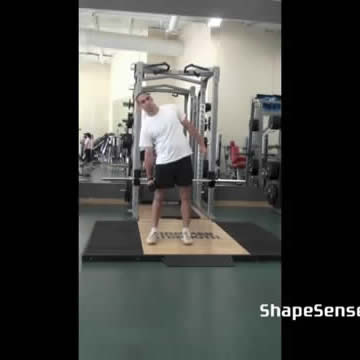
[
  {"xmin": 82, "ymin": 254, "xmax": 281, "ymax": 262},
  {"xmin": 162, "ymin": 255, "xmax": 234, "ymax": 267}
]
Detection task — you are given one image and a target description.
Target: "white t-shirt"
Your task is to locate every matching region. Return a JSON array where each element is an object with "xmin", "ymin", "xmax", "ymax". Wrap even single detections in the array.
[{"xmin": 139, "ymin": 104, "xmax": 192, "ymax": 164}]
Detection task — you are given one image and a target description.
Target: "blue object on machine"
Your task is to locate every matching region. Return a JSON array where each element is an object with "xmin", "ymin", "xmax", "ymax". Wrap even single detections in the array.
[{"xmin": 256, "ymin": 94, "xmax": 281, "ymax": 112}]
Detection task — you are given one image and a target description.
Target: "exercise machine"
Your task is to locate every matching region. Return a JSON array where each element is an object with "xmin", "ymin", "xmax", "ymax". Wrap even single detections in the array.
[{"xmin": 246, "ymin": 94, "xmax": 281, "ymax": 208}]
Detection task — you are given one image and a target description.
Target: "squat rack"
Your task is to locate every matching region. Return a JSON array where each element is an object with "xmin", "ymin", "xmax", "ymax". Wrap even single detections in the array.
[
  {"xmin": 132, "ymin": 62, "xmax": 221, "ymax": 220},
  {"xmin": 103, "ymin": 62, "xmax": 247, "ymax": 220}
]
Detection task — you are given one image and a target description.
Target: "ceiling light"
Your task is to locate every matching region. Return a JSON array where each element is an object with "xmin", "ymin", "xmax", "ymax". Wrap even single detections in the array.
[
  {"xmin": 166, "ymin": 16, "xmax": 179, "ymax": 32},
  {"xmin": 208, "ymin": 18, "xmax": 222, "ymax": 28}
]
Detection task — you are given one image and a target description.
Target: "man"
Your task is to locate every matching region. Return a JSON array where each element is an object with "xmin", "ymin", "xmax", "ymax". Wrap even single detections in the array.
[
  {"xmin": 84, "ymin": 133, "xmax": 94, "ymax": 163},
  {"xmin": 137, "ymin": 92, "xmax": 207, "ymax": 245}
]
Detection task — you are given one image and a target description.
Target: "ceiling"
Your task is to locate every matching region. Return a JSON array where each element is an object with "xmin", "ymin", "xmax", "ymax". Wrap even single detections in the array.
[
  {"xmin": 79, "ymin": 8, "xmax": 281, "ymax": 64},
  {"xmin": 79, "ymin": 0, "xmax": 281, "ymax": 24}
]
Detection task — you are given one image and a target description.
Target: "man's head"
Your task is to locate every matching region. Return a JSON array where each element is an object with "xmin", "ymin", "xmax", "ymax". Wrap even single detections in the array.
[{"xmin": 135, "ymin": 92, "xmax": 158, "ymax": 114}]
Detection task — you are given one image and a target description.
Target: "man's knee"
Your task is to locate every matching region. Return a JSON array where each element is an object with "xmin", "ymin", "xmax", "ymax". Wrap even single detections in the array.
[
  {"xmin": 154, "ymin": 189, "xmax": 165, "ymax": 202},
  {"xmin": 179, "ymin": 187, "xmax": 192, "ymax": 201}
]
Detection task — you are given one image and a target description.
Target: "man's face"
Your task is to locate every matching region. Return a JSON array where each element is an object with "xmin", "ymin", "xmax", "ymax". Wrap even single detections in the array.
[{"xmin": 137, "ymin": 93, "xmax": 155, "ymax": 113}]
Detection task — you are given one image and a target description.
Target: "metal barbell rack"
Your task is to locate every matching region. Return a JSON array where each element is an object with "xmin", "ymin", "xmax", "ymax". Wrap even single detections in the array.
[{"xmin": 130, "ymin": 61, "xmax": 220, "ymax": 219}]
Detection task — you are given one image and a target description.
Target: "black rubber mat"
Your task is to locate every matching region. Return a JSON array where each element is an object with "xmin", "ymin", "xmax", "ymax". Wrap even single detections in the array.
[
  {"xmin": 215, "ymin": 221, "xmax": 281, "ymax": 256},
  {"xmin": 163, "ymin": 255, "xmax": 234, "ymax": 267},
  {"xmin": 161, "ymin": 205, "xmax": 200, "ymax": 219},
  {"xmin": 82, "ymin": 221, "xmax": 143, "ymax": 261}
]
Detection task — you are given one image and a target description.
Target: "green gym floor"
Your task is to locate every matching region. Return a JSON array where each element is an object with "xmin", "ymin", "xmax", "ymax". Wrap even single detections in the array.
[{"xmin": 79, "ymin": 205, "xmax": 281, "ymax": 360}]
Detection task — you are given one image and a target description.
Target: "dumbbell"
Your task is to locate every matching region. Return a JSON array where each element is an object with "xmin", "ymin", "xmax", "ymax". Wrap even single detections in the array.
[
  {"xmin": 147, "ymin": 179, "xmax": 156, "ymax": 192},
  {"xmin": 125, "ymin": 179, "xmax": 156, "ymax": 202}
]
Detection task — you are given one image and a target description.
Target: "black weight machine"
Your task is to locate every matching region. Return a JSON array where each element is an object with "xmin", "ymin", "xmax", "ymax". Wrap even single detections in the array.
[{"xmin": 246, "ymin": 94, "xmax": 281, "ymax": 210}]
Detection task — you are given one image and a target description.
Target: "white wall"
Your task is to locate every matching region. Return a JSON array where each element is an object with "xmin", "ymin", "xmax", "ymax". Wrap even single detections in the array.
[
  {"xmin": 109, "ymin": 50, "xmax": 147, "ymax": 134},
  {"xmin": 79, "ymin": 62, "xmax": 111, "ymax": 138},
  {"xmin": 213, "ymin": 21, "xmax": 281, "ymax": 148},
  {"xmin": 146, "ymin": 30, "xmax": 187, "ymax": 108},
  {"xmin": 107, "ymin": 26, "xmax": 149, "ymax": 134},
  {"xmin": 175, "ymin": 23, "xmax": 217, "ymax": 104},
  {"xmin": 174, "ymin": 21, "xmax": 281, "ymax": 150}
]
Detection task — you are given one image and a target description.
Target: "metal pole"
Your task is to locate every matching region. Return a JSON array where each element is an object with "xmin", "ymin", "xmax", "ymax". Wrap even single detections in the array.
[
  {"xmin": 207, "ymin": 67, "xmax": 219, "ymax": 218},
  {"xmin": 184, "ymin": 94, "xmax": 189, "ymax": 137},
  {"xmin": 196, "ymin": 82, "xmax": 207, "ymax": 208},
  {"xmin": 144, "ymin": 74, "xmax": 202, "ymax": 85},
  {"xmin": 184, "ymin": 94, "xmax": 188, "ymax": 116},
  {"xmin": 190, "ymin": 87, "xmax": 197, "ymax": 204},
  {"xmin": 257, "ymin": 102, "xmax": 263, "ymax": 188},
  {"xmin": 102, "ymin": 177, "xmax": 246, "ymax": 184},
  {"xmin": 142, "ymin": 88, "xmax": 189, "ymax": 96},
  {"xmin": 131, "ymin": 62, "xmax": 144, "ymax": 220},
  {"xmin": 246, "ymin": 99, "xmax": 255, "ymax": 184},
  {"xmin": 264, "ymin": 134, "xmax": 269, "ymax": 164},
  {"xmin": 142, "ymin": 84, "xmax": 190, "ymax": 94},
  {"xmin": 216, "ymin": 133, "xmax": 222, "ymax": 177},
  {"xmin": 262, "ymin": 133, "xmax": 269, "ymax": 189},
  {"xmin": 143, "ymin": 69, "xmax": 214, "ymax": 77}
]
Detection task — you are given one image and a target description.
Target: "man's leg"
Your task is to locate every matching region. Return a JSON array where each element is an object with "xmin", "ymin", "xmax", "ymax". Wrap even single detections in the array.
[
  {"xmin": 146, "ymin": 188, "xmax": 166, "ymax": 245},
  {"xmin": 152, "ymin": 188, "xmax": 165, "ymax": 228},
  {"xmin": 146, "ymin": 159, "xmax": 174, "ymax": 244},
  {"xmin": 175, "ymin": 156, "xmax": 194, "ymax": 245},
  {"xmin": 179, "ymin": 186, "xmax": 192, "ymax": 228},
  {"xmin": 179, "ymin": 186, "xmax": 193, "ymax": 245}
]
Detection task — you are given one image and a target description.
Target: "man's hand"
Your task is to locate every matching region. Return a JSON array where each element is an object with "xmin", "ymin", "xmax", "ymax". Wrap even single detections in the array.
[
  {"xmin": 147, "ymin": 178, "xmax": 155, "ymax": 186},
  {"xmin": 199, "ymin": 144, "xmax": 207, "ymax": 155},
  {"xmin": 147, "ymin": 178, "xmax": 156, "ymax": 192}
]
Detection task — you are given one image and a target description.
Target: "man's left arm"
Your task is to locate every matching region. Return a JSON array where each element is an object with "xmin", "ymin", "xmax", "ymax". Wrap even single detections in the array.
[{"xmin": 180, "ymin": 115, "xmax": 207, "ymax": 154}]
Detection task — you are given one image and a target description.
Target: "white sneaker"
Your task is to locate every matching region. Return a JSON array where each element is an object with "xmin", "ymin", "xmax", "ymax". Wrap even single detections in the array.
[
  {"xmin": 146, "ymin": 231, "xmax": 159, "ymax": 245},
  {"xmin": 182, "ymin": 229, "xmax": 193, "ymax": 245}
]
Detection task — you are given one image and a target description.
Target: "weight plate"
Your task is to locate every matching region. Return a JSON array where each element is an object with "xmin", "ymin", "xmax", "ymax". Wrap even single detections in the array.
[
  {"xmin": 265, "ymin": 183, "xmax": 278, "ymax": 206},
  {"xmin": 266, "ymin": 161, "xmax": 280, "ymax": 180}
]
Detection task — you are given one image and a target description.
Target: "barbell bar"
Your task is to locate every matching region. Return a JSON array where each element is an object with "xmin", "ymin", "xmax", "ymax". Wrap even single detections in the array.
[{"xmin": 102, "ymin": 177, "xmax": 246, "ymax": 185}]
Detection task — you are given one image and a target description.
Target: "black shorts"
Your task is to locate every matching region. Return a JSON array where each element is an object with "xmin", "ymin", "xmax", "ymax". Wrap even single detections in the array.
[{"xmin": 155, "ymin": 155, "xmax": 193, "ymax": 189}]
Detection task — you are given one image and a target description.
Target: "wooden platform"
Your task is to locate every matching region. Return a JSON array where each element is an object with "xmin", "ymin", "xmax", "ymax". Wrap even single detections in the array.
[{"xmin": 138, "ymin": 219, "xmax": 249, "ymax": 255}]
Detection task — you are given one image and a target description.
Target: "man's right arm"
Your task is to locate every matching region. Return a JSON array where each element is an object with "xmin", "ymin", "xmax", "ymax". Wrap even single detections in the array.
[
  {"xmin": 144, "ymin": 147, "xmax": 155, "ymax": 180},
  {"xmin": 139, "ymin": 123, "xmax": 155, "ymax": 180}
]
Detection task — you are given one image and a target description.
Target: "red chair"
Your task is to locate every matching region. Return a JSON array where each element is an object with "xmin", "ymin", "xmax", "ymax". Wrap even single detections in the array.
[{"xmin": 230, "ymin": 141, "xmax": 247, "ymax": 169}]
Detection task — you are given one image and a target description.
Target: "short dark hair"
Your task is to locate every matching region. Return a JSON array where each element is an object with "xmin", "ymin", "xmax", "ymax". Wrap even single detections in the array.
[{"xmin": 135, "ymin": 91, "xmax": 150, "ymax": 103}]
